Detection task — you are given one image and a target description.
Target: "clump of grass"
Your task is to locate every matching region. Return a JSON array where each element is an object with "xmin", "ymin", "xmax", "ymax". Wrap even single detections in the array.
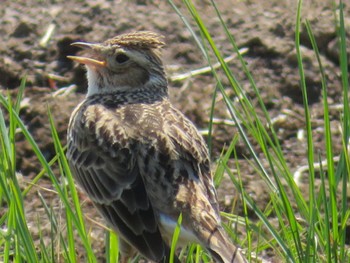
[
  {"xmin": 0, "ymin": 80, "xmax": 98, "ymax": 262},
  {"xmin": 169, "ymin": 0, "xmax": 350, "ymax": 262}
]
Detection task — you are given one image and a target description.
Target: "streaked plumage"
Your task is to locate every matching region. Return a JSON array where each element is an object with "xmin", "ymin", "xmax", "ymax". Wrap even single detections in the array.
[{"xmin": 67, "ymin": 31, "xmax": 247, "ymax": 263}]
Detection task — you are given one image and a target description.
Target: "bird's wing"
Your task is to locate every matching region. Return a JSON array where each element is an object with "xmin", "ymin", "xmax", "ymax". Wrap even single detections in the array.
[
  {"xmin": 162, "ymin": 104, "xmax": 248, "ymax": 263},
  {"xmin": 162, "ymin": 102, "xmax": 221, "ymax": 220},
  {"xmin": 67, "ymin": 102, "xmax": 167, "ymax": 261}
]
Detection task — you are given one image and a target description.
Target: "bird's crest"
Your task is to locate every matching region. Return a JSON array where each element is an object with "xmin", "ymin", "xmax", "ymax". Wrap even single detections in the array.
[{"xmin": 104, "ymin": 31, "xmax": 165, "ymax": 50}]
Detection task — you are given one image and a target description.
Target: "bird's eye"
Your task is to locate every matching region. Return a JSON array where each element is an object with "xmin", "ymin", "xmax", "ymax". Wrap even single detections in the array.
[{"xmin": 115, "ymin": 53, "xmax": 129, "ymax": 64}]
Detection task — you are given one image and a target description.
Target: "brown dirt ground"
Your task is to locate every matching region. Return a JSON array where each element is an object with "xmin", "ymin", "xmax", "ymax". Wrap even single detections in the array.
[{"xmin": 1, "ymin": 0, "xmax": 350, "ymax": 262}]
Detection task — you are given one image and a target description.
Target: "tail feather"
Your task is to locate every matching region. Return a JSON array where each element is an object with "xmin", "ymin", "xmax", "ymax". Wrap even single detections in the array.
[
  {"xmin": 206, "ymin": 227, "xmax": 247, "ymax": 263},
  {"xmin": 208, "ymin": 243, "xmax": 247, "ymax": 263}
]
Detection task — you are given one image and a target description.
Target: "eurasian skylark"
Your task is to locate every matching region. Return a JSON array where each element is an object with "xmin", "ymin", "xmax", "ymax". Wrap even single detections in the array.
[{"xmin": 67, "ymin": 31, "xmax": 247, "ymax": 263}]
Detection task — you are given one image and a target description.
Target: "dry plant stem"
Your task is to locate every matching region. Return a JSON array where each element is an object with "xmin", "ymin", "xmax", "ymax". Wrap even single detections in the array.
[
  {"xmin": 293, "ymin": 155, "xmax": 340, "ymax": 185},
  {"xmin": 39, "ymin": 23, "xmax": 56, "ymax": 47},
  {"xmin": 52, "ymin": 85, "xmax": 77, "ymax": 97},
  {"xmin": 169, "ymin": 47, "xmax": 249, "ymax": 82}
]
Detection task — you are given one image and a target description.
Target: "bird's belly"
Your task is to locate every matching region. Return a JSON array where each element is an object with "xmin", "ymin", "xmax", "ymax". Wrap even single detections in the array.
[{"xmin": 158, "ymin": 213, "xmax": 199, "ymax": 246}]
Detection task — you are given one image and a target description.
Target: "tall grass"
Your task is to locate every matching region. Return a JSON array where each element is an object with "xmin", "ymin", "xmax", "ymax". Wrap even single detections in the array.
[
  {"xmin": 0, "ymin": 81, "xmax": 97, "ymax": 262},
  {"xmin": 169, "ymin": 0, "xmax": 349, "ymax": 262},
  {"xmin": 0, "ymin": 0, "xmax": 348, "ymax": 262}
]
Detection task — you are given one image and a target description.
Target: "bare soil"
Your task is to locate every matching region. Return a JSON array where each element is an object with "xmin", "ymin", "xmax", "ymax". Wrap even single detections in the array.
[{"xmin": 1, "ymin": 0, "xmax": 349, "ymax": 262}]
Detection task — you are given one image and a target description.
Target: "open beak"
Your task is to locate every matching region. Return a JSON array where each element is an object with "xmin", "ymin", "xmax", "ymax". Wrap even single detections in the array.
[{"xmin": 67, "ymin": 42, "xmax": 106, "ymax": 67}]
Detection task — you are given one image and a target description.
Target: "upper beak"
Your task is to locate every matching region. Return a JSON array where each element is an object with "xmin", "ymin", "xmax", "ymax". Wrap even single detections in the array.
[{"xmin": 67, "ymin": 42, "xmax": 106, "ymax": 67}]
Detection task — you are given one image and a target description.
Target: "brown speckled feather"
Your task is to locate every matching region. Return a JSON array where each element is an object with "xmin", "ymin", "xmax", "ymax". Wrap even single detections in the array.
[
  {"xmin": 104, "ymin": 31, "xmax": 165, "ymax": 49},
  {"xmin": 68, "ymin": 93, "xmax": 171, "ymax": 261}
]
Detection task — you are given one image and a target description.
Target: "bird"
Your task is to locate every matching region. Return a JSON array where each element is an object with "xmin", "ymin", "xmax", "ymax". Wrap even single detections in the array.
[{"xmin": 66, "ymin": 31, "xmax": 247, "ymax": 263}]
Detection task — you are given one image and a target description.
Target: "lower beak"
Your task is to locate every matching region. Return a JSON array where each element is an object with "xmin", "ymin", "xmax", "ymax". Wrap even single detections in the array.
[
  {"xmin": 67, "ymin": 56, "xmax": 106, "ymax": 67},
  {"xmin": 67, "ymin": 42, "xmax": 106, "ymax": 67}
]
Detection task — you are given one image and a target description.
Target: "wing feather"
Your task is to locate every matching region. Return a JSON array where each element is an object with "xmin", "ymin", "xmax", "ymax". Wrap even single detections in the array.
[
  {"xmin": 67, "ymin": 97, "xmax": 219, "ymax": 260},
  {"xmin": 163, "ymin": 103, "xmax": 220, "ymax": 218},
  {"xmin": 67, "ymin": 102, "xmax": 166, "ymax": 261}
]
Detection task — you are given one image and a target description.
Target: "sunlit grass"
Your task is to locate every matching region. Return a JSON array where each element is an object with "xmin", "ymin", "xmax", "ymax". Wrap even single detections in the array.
[
  {"xmin": 170, "ymin": 0, "xmax": 350, "ymax": 262},
  {"xmin": 0, "ymin": 81, "xmax": 97, "ymax": 262}
]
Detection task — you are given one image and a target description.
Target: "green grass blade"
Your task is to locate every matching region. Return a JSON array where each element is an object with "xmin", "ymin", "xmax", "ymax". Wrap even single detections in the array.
[
  {"xmin": 106, "ymin": 231, "xmax": 119, "ymax": 263},
  {"xmin": 0, "ymin": 93, "xmax": 97, "ymax": 262},
  {"xmin": 48, "ymin": 109, "xmax": 96, "ymax": 262},
  {"xmin": 225, "ymin": 165, "xmax": 294, "ymax": 261},
  {"xmin": 305, "ymin": 16, "xmax": 336, "ymax": 262},
  {"xmin": 295, "ymin": 1, "xmax": 317, "ymax": 261},
  {"xmin": 337, "ymin": 1, "xmax": 349, "ymax": 261},
  {"xmin": 170, "ymin": 213, "xmax": 183, "ymax": 263},
  {"xmin": 37, "ymin": 190, "xmax": 69, "ymax": 262},
  {"xmin": 14, "ymin": 77, "xmax": 26, "ymax": 115},
  {"xmin": 9, "ymin": 179, "xmax": 39, "ymax": 262},
  {"xmin": 318, "ymin": 159, "xmax": 331, "ymax": 262}
]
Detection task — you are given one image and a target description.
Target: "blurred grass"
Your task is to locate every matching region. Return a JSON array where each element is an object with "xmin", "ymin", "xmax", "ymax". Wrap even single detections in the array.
[
  {"xmin": 0, "ymin": 79, "xmax": 97, "ymax": 262},
  {"xmin": 0, "ymin": 0, "xmax": 349, "ymax": 262}
]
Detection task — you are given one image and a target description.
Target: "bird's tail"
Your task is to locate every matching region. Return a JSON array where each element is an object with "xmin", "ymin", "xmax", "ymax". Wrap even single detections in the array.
[{"xmin": 206, "ymin": 226, "xmax": 247, "ymax": 263}]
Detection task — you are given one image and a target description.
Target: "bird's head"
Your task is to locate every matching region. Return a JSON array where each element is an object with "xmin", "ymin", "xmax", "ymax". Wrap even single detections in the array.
[{"xmin": 68, "ymin": 31, "xmax": 167, "ymax": 97}]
